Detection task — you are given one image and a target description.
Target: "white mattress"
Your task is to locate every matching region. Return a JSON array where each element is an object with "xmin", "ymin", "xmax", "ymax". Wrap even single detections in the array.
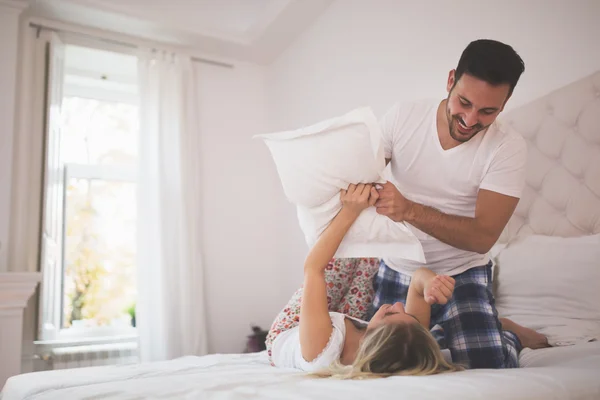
[{"xmin": 3, "ymin": 342, "xmax": 600, "ymax": 400}]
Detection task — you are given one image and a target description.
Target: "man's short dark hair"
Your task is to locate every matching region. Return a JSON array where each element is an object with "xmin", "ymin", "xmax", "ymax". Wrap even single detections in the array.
[{"xmin": 455, "ymin": 39, "xmax": 525, "ymax": 97}]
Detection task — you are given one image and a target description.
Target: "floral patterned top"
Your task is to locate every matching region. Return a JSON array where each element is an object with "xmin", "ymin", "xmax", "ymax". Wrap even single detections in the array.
[{"xmin": 265, "ymin": 258, "xmax": 379, "ymax": 369}]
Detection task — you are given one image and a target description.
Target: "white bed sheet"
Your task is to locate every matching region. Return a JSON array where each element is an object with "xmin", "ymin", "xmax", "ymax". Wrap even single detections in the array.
[{"xmin": 3, "ymin": 342, "xmax": 600, "ymax": 400}]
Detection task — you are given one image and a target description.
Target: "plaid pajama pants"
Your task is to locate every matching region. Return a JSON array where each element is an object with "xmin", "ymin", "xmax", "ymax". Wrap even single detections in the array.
[{"xmin": 369, "ymin": 260, "xmax": 522, "ymax": 369}]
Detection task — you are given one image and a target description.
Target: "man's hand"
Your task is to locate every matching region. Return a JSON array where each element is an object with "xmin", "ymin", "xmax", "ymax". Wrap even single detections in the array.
[{"xmin": 374, "ymin": 181, "xmax": 413, "ymax": 222}]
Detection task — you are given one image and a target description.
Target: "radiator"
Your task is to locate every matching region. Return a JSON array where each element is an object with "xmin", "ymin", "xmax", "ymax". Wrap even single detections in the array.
[{"xmin": 42, "ymin": 342, "xmax": 139, "ymax": 370}]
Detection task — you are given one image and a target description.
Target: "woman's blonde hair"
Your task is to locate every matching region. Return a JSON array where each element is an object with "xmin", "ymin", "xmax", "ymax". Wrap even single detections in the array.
[{"xmin": 313, "ymin": 322, "xmax": 464, "ymax": 380}]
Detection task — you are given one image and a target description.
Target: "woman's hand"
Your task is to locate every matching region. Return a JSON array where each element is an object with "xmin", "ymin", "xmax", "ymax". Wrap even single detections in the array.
[
  {"xmin": 340, "ymin": 183, "xmax": 379, "ymax": 217},
  {"xmin": 423, "ymin": 275, "xmax": 455, "ymax": 305},
  {"xmin": 412, "ymin": 267, "xmax": 455, "ymax": 305}
]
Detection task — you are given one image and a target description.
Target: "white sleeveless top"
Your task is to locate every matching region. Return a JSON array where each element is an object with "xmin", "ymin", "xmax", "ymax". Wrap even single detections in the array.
[{"xmin": 270, "ymin": 312, "xmax": 359, "ymax": 372}]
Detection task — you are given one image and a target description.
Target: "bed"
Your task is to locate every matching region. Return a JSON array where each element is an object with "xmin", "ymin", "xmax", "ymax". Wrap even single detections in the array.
[
  {"xmin": 3, "ymin": 71, "xmax": 600, "ymax": 400},
  {"xmin": 2, "ymin": 342, "xmax": 600, "ymax": 400}
]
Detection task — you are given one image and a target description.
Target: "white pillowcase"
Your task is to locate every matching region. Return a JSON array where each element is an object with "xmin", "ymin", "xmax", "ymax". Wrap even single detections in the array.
[
  {"xmin": 494, "ymin": 233, "xmax": 600, "ymax": 346},
  {"xmin": 255, "ymin": 107, "xmax": 425, "ymax": 262}
]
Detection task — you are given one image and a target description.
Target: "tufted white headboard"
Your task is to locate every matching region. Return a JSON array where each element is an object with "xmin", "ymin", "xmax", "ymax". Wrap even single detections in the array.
[{"xmin": 498, "ymin": 71, "xmax": 600, "ymax": 243}]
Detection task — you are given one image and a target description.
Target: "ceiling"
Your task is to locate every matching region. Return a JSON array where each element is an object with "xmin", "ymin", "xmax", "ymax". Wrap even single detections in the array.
[{"xmin": 24, "ymin": 0, "xmax": 333, "ymax": 64}]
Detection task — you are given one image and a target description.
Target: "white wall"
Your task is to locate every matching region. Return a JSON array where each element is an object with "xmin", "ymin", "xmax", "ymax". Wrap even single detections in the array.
[
  {"xmin": 195, "ymin": 62, "xmax": 293, "ymax": 353},
  {"xmin": 269, "ymin": 0, "xmax": 600, "ymax": 129},
  {"xmin": 267, "ymin": 0, "xmax": 600, "ymax": 293},
  {"xmin": 0, "ymin": 3, "xmax": 26, "ymax": 273}
]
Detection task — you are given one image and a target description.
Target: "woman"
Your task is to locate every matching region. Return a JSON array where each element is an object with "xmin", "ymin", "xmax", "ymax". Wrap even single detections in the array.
[{"xmin": 266, "ymin": 183, "xmax": 463, "ymax": 379}]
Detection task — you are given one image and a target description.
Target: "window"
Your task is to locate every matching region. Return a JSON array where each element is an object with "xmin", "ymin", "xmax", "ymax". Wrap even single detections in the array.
[
  {"xmin": 61, "ymin": 97, "xmax": 138, "ymax": 332},
  {"xmin": 38, "ymin": 37, "xmax": 140, "ymax": 341}
]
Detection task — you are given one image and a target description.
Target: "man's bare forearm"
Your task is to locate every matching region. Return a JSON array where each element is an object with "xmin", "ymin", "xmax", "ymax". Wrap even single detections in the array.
[{"xmin": 406, "ymin": 202, "xmax": 495, "ymax": 254}]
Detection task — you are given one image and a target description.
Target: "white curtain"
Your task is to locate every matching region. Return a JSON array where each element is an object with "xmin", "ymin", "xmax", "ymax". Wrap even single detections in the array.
[{"xmin": 136, "ymin": 49, "xmax": 207, "ymax": 361}]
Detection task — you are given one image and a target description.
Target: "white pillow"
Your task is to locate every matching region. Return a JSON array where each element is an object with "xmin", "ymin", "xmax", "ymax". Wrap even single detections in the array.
[
  {"xmin": 255, "ymin": 107, "xmax": 425, "ymax": 262},
  {"xmin": 494, "ymin": 233, "xmax": 600, "ymax": 346}
]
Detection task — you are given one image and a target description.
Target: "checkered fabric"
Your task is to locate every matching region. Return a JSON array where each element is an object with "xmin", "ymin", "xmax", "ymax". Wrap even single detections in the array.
[{"xmin": 369, "ymin": 261, "xmax": 522, "ymax": 369}]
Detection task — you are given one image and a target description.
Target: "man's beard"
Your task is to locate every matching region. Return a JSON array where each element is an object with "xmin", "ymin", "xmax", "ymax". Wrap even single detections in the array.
[{"xmin": 445, "ymin": 104, "xmax": 488, "ymax": 143}]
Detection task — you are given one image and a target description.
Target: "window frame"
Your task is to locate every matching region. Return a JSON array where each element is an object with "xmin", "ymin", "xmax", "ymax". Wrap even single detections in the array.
[{"xmin": 37, "ymin": 34, "xmax": 140, "ymax": 343}]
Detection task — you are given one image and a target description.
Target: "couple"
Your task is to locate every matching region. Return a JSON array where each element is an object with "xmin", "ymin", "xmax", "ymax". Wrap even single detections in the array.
[{"xmin": 266, "ymin": 39, "xmax": 549, "ymax": 378}]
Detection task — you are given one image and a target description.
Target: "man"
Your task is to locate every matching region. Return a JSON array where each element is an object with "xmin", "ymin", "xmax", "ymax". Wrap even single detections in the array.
[{"xmin": 371, "ymin": 39, "xmax": 548, "ymax": 369}]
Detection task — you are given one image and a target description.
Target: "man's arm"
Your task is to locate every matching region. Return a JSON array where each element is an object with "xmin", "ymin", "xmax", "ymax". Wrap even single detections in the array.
[{"xmin": 375, "ymin": 184, "xmax": 518, "ymax": 254}]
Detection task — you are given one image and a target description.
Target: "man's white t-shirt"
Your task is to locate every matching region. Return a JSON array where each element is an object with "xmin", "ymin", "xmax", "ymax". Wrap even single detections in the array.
[{"xmin": 381, "ymin": 99, "xmax": 527, "ymax": 276}]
